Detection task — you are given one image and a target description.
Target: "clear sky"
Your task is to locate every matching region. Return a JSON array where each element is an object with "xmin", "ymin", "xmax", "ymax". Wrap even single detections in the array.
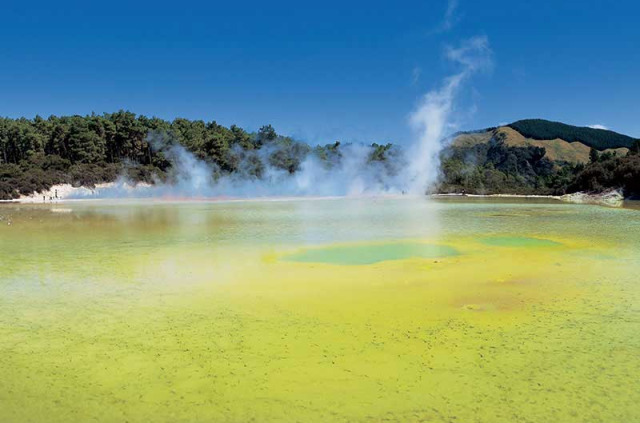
[{"xmin": 1, "ymin": 0, "xmax": 639, "ymax": 143}]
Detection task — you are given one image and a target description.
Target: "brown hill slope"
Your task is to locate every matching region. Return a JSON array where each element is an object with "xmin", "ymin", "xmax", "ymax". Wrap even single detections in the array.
[{"xmin": 452, "ymin": 127, "xmax": 629, "ymax": 164}]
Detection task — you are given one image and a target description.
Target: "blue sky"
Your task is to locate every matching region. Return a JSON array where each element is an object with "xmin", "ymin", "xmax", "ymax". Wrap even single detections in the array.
[{"xmin": 1, "ymin": 0, "xmax": 639, "ymax": 143}]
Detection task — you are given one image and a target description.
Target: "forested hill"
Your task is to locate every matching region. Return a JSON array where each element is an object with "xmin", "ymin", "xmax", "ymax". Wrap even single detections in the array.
[
  {"xmin": 508, "ymin": 119, "xmax": 637, "ymax": 149},
  {"xmin": 442, "ymin": 120, "xmax": 639, "ymax": 198}
]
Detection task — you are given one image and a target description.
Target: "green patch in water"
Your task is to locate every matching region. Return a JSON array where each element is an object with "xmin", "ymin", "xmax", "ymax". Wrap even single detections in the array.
[
  {"xmin": 284, "ymin": 242, "xmax": 459, "ymax": 265},
  {"xmin": 481, "ymin": 236, "xmax": 561, "ymax": 248}
]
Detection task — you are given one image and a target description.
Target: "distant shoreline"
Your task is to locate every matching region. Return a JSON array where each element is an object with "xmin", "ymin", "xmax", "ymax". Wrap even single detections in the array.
[
  {"xmin": 433, "ymin": 190, "xmax": 625, "ymax": 208},
  {"xmin": 0, "ymin": 183, "xmax": 630, "ymax": 209},
  {"xmin": 432, "ymin": 193, "xmax": 563, "ymax": 200}
]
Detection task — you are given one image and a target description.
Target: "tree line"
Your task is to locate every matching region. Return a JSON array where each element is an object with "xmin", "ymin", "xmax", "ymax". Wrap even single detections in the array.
[
  {"xmin": 0, "ymin": 111, "xmax": 393, "ymax": 199},
  {"xmin": 1, "ymin": 112, "xmax": 639, "ymax": 200}
]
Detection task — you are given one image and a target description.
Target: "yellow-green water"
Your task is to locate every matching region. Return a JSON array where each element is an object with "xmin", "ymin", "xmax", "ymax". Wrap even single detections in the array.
[{"xmin": 0, "ymin": 197, "xmax": 639, "ymax": 422}]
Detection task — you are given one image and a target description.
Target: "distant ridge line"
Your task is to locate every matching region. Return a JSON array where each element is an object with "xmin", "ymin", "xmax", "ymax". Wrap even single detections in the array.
[{"xmin": 507, "ymin": 118, "xmax": 637, "ymax": 150}]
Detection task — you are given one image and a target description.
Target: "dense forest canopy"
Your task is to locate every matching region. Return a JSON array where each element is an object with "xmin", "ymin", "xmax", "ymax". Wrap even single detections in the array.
[
  {"xmin": 0, "ymin": 112, "xmax": 638, "ymax": 200},
  {"xmin": 508, "ymin": 119, "xmax": 638, "ymax": 149}
]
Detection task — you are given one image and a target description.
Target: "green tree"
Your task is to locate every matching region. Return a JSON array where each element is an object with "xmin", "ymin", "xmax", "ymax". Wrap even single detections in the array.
[
  {"xmin": 257, "ymin": 125, "xmax": 277, "ymax": 146},
  {"xmin": 589, "ymin": 147, "xmax": 600, "ymax": 163},
  {"xmin": 67, "ymin": 116, "xmax": 105, "ymax": 163}
]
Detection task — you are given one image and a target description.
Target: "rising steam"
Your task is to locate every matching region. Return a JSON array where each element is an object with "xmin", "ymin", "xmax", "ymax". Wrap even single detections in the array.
[
  {"xmin": 68, "ymin": 37, "xmax": 491, "ymax": 200},
  {"xmin": 405, "ymin": 36, "xmax": 492, "ymax": 194}
]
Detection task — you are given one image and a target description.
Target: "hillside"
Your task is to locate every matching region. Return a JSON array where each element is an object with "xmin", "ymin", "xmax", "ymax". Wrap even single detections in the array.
[
  {"xmin": 442, "ymin": 120, "xmax": 639, "ymax": 197},
  {"xmin": 452, "ymin": 124, "xmax": 632, "ymax": 164}
]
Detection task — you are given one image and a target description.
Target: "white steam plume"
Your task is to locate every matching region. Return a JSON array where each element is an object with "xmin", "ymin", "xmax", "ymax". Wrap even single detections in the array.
[
  {"xmin": 404, "ymin": 36, "xmax": 492, "ymax": 194},
  {"xmin": 442, "ymin": 0, "xmax": 459, "ymax": 32}
]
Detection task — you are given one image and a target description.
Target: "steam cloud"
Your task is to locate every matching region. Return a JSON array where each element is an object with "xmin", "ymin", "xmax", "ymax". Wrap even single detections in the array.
[
  {"xmin": 79, "ymin": 140, "xmax": 407, "ymax": 199},
  {"xmin": 405, "ymin": 36, "xmax": 492, "ymax": 194},
  {"xmin": 70, "ymin": 37, "xmax": 491, "ymax": 200}
]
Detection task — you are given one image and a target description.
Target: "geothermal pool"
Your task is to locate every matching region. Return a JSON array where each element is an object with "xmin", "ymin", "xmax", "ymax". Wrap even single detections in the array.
[{"xmin": 0, "ymin": 197, "xmax": 639, "ymax": 422}]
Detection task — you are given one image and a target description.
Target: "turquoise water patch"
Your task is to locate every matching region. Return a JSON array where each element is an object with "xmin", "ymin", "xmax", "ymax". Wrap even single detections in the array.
[
  {"xmin": 283, "ymin": 242, "xmax": 459, "ymax": 265},
  {"xmin": 481, "ymin": 236, "xmax": 561, "ymax": 248}
]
